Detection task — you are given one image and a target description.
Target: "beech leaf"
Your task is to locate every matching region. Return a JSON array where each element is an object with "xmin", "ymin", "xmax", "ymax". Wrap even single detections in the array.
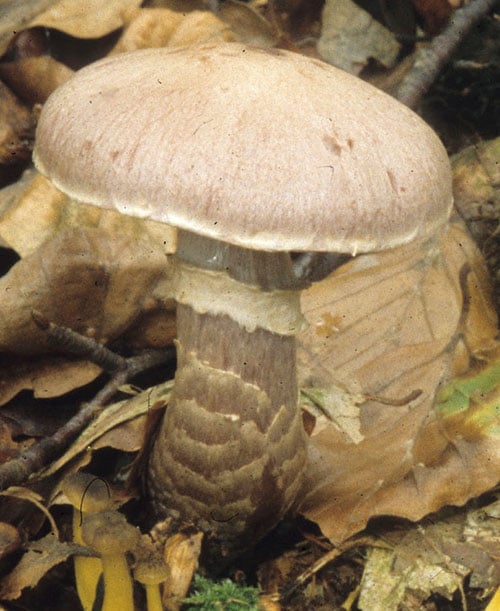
[
  {"xmin": 0, "ymin": 0, "xmax": 142, "ymax": 57},
  {"xmin": 28, "ymin": 0, "xmax": 142, "ymax": 40},
  {"xmin": 0, "ymin": 171, "xmax": 177, "ymax": 258},
  {"xmin": 110, "ymin": 7, "xmax": 236, "ymax": 54},
  {"xmin": 0, "ymin": 226, "xmax": 171, "ymax": 354},
  {"xmin": 0, "ymin": 172, "xmax": 176, "ymax": 401},
  {"xmin": 0, "ymin": 356, "xmax": 101, "ymax": 406},
  {"xmin": 298, "ymin": 217, "xmax": 500, "ymax": 543},
  {"xmin": 0, "ymin": 533, "xmax": 81, "ymax": 600},
  {"xmin": 318, "ymin": 0, "xmax": 401, "ymax": 74}
]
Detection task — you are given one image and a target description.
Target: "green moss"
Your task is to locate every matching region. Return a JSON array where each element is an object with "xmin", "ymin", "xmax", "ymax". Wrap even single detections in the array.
[{"xmin": 183, "ymin": 574, "xmax": 259, "ymax": 610}]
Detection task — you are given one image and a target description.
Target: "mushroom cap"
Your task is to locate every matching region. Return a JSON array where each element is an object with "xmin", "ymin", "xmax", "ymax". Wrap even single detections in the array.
[
  {"xmin": 81, "ymin": 510, "xmax": 140, "ymax": 555},
  {"xmin": 133, "ymin": 556, "xmax": 170, "ymax": 585},
  {"xmin": 34, "ymin": 43, "xmax": 452, "ymax": 254},
  {"xmin": 61, "ymin": 472, "xmax": 112, "ymax": 514}
]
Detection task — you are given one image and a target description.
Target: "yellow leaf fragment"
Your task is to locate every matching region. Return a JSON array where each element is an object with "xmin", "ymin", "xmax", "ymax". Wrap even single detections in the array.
[{"xmin": 162, "ymin": 531, "xmax": 203, "ymax": 611}]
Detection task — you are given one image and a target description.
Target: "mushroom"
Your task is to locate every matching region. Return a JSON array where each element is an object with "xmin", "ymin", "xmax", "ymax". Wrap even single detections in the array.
[
  {"xmin": 81, "ymin": 510, "xmax": 140, "ymax": 611},
  {"xmin": 61, "ymin": 472, "xmax": 112, "ymax": 611},
  {"xmin": 33, "ymin": 44, "xmax": 452, "ymax": 553},
  {"xmin": 133, "ymin": 554, "xmax": 170, "ymax": 611}
]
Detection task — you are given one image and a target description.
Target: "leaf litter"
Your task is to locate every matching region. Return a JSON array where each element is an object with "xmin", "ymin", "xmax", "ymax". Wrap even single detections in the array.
[{"xmin": 0, "ymin": 1, "xmax": 498, "ymax": 609}]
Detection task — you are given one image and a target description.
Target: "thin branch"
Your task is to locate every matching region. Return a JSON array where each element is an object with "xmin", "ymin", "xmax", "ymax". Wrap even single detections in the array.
[
  {"xmin": 31, "ymin": 311, "xmax": 127, "ymax": 372},
  {"xmin": 0, "ymin": 330, "xmax": 173, "ymax": 491},
  {"xmin": 395, "ymin": 0, "xmax": 498, "ymax": 108},
  {"xmin": 280, "ymin": 535, "xmax": 391, "ymax": 603}
]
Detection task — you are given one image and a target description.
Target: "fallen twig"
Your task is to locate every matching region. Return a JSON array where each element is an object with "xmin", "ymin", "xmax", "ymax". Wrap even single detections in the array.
[
  {"xmin": 0, "ymin": 319, "xmax": 174, "ymax": 491},
  {"xmin": 279, "ymin": 535, "xmax": 391, "ymax": 603},
  {"xmin": 32, "ymin": 310, "xmax": 128, "ymax": 372},
  {"xmin": 395, "ymin": 0, "xmax": 498, "ymax": 108}
]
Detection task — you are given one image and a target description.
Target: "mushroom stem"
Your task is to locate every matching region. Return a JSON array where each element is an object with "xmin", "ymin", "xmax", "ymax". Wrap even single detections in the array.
[
  {"xmin": 61, "ymin": 473, "xmax": 112, "ymax": 611},
  {"xmin": 133, "ymin": 553, "xmax": 170, "ymax": 611},
  {"xmin": 99, "ymin": 553, "xmax": 135, "ymax": 611},
  {"xmin": 81, "ymin": 510, "xmax": 140, "ymax": 611},
  {"xmin": 72, "ymin": 511, "xmax": 103, "ymax": 611},
  {"xmin": 143, "ymin": 583, "xmax": 163, "ymax": 611},
  {"xmin": 148, "ymin": 232, "xmax": 308, "ymax": 550}
]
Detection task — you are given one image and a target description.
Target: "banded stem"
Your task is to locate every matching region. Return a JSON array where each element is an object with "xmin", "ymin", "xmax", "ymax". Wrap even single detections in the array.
[{"xmin": 148, "ymin": 231, "xmax": 308, "ymax": 550}]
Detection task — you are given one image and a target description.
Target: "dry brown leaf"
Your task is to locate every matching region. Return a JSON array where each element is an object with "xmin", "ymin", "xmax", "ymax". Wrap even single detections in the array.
[
  {"xmin": 0, "ymin": 0, "xmax": 142, "ymax": 59},
  {"xmin": 218, "ymin": 1, "xmax": 276, "ymax": 47},
  {"xmin": 42, "ymin": 380, "xmax": 172, "ymax": 476},
  {"xmin": 0, "ymin": 423, "xmax": 19, "ymax": 462},
  {"xmin": 0, "ymin": 172, "xmax": 175, "ymax": 402},
  {"xmin": 453, "ymin": 137, "xmax": 500, "ymax": 236},
  {"xmin": 0, "ymin": 56, "xmax": 74, "ymax": 104},
  {"xmin": 0, "ymin": 171, "xmax": 177, "ymax": 258},
  {"xmin": 0, "ymin": 170, "xmax": 69, "ymax": 255},
  {"xmin": 358, "ymin": 495, "xmax": 500, "ymax": 609},
  {"xmin": 317, "ymin": 0, "xmax": 401, "ymax": 74},
  {"xmin": 0, "ymin": 357, "xmax": 101, "ymax": 407},
  {"xmin": 452, "ymin": 137, "xmax": 500, "ymax": 309},
  {"xmin": 113, "ymin": 6, "xmax": 262, "ymax": 53},
  {"xmin": 146, "ymin": 0, "xmax": 207, "ymax": 12},
  {"xmin": 0, "ymin": 82, "xmax": 35, "ymax": 168},
  {"xmin": 121, "ymin": 307, "xmax": 177, "ymax": 350},
  {"xmin": 167, "ymin": 10, "xmax": 236, "ymax": 46},
  {"xmin": 0, "ymin": 226, "xmax": 170, "ymax": 354},
  {"xmin": 0, "ymin": 522, "xmax": 20, "ymax": 560},
  {"xmin": 110, "ymin": 8, "xmax": 186, "ymax": 53},
  {"xmin": 298, "ymin": 217, "xmax": 499, "ymax": 543},
  {"xmin": 92, "ymin": 415, "xmax": 148, "ymax": 453},
  {"xmin": 0, "ymin": 533, "xmax": 78, "ymax": 600},
  {"xmin": 29, "ymin": 0, "xmax": 142, "ymax": 39},
  {"xmin": 0, "ymin": 0, "xmax": 55, "ymax": 56}
]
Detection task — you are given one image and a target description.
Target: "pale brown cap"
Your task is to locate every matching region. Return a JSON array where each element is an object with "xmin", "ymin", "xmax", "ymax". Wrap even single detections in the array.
[
  {"xmin": 33, "ymin": 43, "xmax": 452, "ymax": 254},
  {"xmin": 81, "ymin": 510, "xmax": 140, "ymax": 554},
  {"xmin": 61, "ymin": 472, "xmax": 112, "ymax": 514}
]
